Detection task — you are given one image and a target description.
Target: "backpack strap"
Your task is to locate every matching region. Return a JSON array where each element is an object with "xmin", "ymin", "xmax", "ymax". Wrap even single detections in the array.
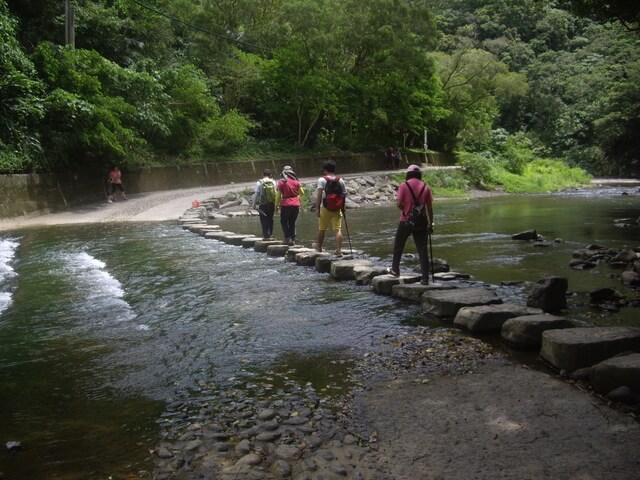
[{"xmin": 405, "ymin": 181, "xmax": 426, "ymax": 204}]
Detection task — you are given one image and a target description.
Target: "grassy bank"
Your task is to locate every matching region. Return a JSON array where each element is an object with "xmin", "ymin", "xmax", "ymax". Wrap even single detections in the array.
[{"xmin": 391, "ymin": 157, "xmax": 591, "ymax": 197}]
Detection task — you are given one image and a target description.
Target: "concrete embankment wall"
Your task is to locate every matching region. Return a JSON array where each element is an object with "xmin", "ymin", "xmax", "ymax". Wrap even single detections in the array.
[{"xmin": 0, "ymin": 151, "xmax": 454, "ymax": 219}]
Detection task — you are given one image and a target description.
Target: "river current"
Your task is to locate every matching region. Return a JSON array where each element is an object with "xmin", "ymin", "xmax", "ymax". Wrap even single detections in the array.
[{"xmin": 0, "ymin": 186, "xmax": 638, "ymax": 479}]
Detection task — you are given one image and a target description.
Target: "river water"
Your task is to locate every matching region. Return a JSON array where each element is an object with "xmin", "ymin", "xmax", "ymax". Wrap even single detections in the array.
[{"xmin": 0, "ymin": 186, "xmax": 638, "ymax": 479}]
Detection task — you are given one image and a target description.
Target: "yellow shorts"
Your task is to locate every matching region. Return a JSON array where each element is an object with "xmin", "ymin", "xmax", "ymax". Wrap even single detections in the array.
[{"xmin": 319, "ymin": 207, "xmax": 343, "ymax": 231}]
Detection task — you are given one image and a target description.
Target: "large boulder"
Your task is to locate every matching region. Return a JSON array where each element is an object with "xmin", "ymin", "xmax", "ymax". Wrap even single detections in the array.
[
  {"xmin": 501, "ymin": 314, "xmax": 575, "ymax": 348},
  {"xmin": 512, "ymin": 230, "xmax": 538, "ymax": 240},
  {"xmin": 526, "ymin": 276, "xmax": 568, "ymax": 312},
  {"xmin": 421, "ymin": 288, "xmax": 503, "ymax": 318},
  {"xmin": 621, "ymin": 270, "xmax": 640, "ymax": 286},
  {"xmin": 453, "ymin": 304, "xmax": 543, "ymax": 333},
  {"xmin": 540, "ymin": 327, "xmax": 640, "ymax": 372},
  {"xmin": 589, "ymin": 353, "xmax": 640, "ymax": 396},
  {"xmin": 613, "ymin": 247, "xmax": 638, "ymax": 263}
]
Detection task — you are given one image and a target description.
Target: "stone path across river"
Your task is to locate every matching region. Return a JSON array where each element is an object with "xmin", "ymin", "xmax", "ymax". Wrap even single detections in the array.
[{"xmin": 155, "ymin": 213, "xmax": 640, "ymax": 480}]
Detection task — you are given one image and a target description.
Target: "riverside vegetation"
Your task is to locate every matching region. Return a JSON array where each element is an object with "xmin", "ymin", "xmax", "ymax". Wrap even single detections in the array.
[{"xmin": 2, "ymin": 0, "xmax": 639, "ymax": 179}]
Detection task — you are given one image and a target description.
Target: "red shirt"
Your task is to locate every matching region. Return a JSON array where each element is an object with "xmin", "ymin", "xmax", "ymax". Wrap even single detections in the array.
[
  {"xmin": 277, "ymin": 178, "xmax": 302, "ymax": 207},
  {"xmin": 396, "ymin": 178, "xmax": 433, "ymax": 222},
  {"xmin": 109, "ymin": 169, "xmax": 122, "ymax": 185}
]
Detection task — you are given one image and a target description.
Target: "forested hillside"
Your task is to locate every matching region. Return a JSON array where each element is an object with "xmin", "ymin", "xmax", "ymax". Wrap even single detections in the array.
[{"xmin": 1, "ymin": 0, "xmax": 638, "ymax": 176}]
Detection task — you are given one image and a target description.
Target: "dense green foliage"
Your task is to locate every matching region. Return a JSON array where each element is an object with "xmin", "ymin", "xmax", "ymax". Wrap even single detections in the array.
[{"xmin": 1, "ymin": 0, "xmax": 638, "ymax": 176}]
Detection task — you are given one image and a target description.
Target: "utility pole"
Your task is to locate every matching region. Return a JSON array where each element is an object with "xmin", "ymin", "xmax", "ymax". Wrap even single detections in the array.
[
  {"xmin": 423, "ymin": 127, "xmax": 429, "ymax": 166},
  {"xmin": 65, "ymin": 0, "xmax": 75, "ymax": 47}
]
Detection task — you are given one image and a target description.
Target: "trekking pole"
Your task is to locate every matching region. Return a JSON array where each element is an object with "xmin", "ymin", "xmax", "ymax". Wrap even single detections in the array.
[
  {"xmin": 341, "ymin": 208, "xmax": 353, "ymax": 255},
  {"xmin": 427, "ymin": 210, "xmax": 435, "ymax": 282},
  {"xmin": 428, "ymin": 231, "xmax": 435, "ymax": 282}
]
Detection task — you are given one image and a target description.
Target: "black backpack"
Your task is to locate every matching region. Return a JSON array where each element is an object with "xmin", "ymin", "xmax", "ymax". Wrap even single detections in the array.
[{"xmin": 404, "ymin": 182, "xmax": 429, "ymax": 231}]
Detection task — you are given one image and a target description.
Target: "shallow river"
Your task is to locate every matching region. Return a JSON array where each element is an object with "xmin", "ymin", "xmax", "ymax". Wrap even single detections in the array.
[{"xmin": 0, "ymin": 186, "xmax": 638, "ymax": 479}]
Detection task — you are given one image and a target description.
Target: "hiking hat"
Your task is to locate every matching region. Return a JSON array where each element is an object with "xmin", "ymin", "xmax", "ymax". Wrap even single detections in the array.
[
  {"xmin": 282, "ymin": 166, "xmax": 298, "ymax": 180},
  {"xmin": 407, "ymin": 164, "xmax": 421, "ymax": 173}
]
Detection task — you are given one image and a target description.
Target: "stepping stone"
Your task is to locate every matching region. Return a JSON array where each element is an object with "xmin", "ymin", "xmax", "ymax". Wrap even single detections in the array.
[
  {"xmin": 178, "ymin": 216, "xmax": 204, "ymax": 224},
  {"xmin": 330, "ymin": 259, "xmax": 374, "ymax": 281},
  {"xmin": 421, "ymin": 287, "xmax": 502, "ymax": 318},
  {"xmin": 540, "ymin": 327, "xmax": 640, "ymax": 372},
  {"xmin": 372, "ymin": 274, "xmax": 421, "ymax": 295},
  {"xmin": 433, "ymin": 271, "xmax": 470, "ymax": 281},
  {"xmin": 296, "ymin": 251, "xmax": 328, "ymax": 266},
  {"xmin": 453, "ymin": 304, "xmax": 544, "ymax": 333},
  {"xmin": 242, "ymin": 237, "xmax": 260, "ymax": 248},
  {"xmin": 191, "ymin": 225, "xmax": 222, "ymax": 236},
  {"xmin": 501, "ymin": 314, "xmax": 575, "ymax": 348},
  {"xmin": 316, "ymin": 254, "xmax": 354, "ymax": 273},
  {"xmin": 285, "ymin": 247, "xmax": 313, "ymax": 262},
  {"xmin": 182, "ymin": 221, "xmax": 206, "ymax": 229},
  {"xmin": 195, "ymin": 224, "xmax": 221, "ymax": 231},
  {"xmin": 224, "ymin": 234, "xmax": 257, "ymax": 246},
  {"xmin": 254, "ymin": 240, "xmax": 283, "ymax": 253},
  {"xmin": 267, "ymin": 244, "xmax": 289, "ymax": 257},
  {"xmin": 204, "ymin": 230, "xmax": 235, "ymax": 240},
  {"xmin": 391, "ymin": 282, "xmax": 456, "ymax": 303},
  {"xmin": 354, "ymin": 266, "xmax": 389, "ymax": 285},
  {"xmin": 589, "ymin": 353, "xmax": 640, "ymax": 395}
]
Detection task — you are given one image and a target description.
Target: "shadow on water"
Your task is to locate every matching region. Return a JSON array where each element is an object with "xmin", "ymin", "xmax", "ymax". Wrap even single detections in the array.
[{"xmin": 0, "ymin": 186, "xmax": 638, "ymax": 478}]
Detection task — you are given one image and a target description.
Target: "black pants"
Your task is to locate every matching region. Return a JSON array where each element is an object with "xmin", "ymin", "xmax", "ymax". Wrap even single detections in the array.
[
  {"xmin": 258, "ymin": 202, "xmax": 275, "ymax": 238},
  {"xmin": 280, "ymin": 205, "xmax": 299, "ymax": 241},
  {"xmin": 391, "ymin": 221, "xmax": 430, "ymax": 281}
]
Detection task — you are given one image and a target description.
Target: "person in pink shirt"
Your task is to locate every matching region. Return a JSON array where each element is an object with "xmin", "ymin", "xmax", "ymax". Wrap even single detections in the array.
[
  {"xmin": 388, "ymin": 164, "xmax": 434, "ymax": 284},
  {"xmin": 276, "ymin": 166, "xmax": 304, "ymax": 246},
  {"xmin": 107, "ymin": 165, "xmax": 127, "ymax": 203}
]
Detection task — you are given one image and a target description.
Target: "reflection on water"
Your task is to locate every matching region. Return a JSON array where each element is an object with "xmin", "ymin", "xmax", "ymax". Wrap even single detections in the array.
[{"xmin": 0, "ymin": 187, "xmax": 638, "ymax": 478}]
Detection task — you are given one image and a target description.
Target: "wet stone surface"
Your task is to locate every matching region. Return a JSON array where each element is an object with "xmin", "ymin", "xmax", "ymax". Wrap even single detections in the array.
[{"xmin": 152, "ymin": 329, "xmax": 500, "ymax": 479}]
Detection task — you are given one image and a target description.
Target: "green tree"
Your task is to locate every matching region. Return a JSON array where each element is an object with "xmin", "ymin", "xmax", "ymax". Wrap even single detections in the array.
[
  {"xmin": 0, "ymin": 3, "xmax": 44, "ymax": 173},
  {"xmin": 433, "ymin": 39, "xmax": 526, "ymax": 151},
  {"xmin": 568, "ymin": 0, "xmax": 640, "ymax": 30}
]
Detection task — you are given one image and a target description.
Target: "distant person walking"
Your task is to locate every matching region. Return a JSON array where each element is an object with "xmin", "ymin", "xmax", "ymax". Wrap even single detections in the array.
[
  {"xmin": 385, "ymin": 146, "xmax": 394, "ymax": 169},
  {"xmin": 315, "ymin": 159, "xmax": 347, "ymax": 256},
  {"xmin": 391, "ymin": 148, "xmax": 402, "ymax": 169},
  {"xmin": 107, "ymin": 165, "xmax": 127, "ymax": 203},
  {"xmin": 252, "ymin": 169, "xmax": 277, "ymax": 240},
  {"xmin": 276, "ymin": 166, "xmax": 304, "ymax": 246},
  {"xmin": 388, "ymin": 164, "xmax": 434, "ymax": 284}
]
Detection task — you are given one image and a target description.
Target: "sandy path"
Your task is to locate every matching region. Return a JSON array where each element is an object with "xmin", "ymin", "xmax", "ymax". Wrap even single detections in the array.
[{"xmin": 0, "ymin": 171, "xmax": 393, "ymax": 231}]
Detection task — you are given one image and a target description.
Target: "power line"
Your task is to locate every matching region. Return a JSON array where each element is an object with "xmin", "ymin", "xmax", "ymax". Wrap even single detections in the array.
[{"xmin": 129, "ymin": 0, "xmax": 270, "ymax": 53}]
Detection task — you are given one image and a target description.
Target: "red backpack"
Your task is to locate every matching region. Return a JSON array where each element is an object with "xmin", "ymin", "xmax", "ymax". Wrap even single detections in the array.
[{"xmin": 323, "ymin": 176, "xmax": 345, "ymax": 211}]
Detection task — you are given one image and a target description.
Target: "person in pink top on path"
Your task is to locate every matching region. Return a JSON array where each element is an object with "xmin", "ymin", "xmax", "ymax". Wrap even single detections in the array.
[
  {"xmin": 388, "ymin": 164, "xmax": 434, "ymax": 284},
  {"xmin": 107, "ymin": 165, "xmax": 127, "ymax": 203}
]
